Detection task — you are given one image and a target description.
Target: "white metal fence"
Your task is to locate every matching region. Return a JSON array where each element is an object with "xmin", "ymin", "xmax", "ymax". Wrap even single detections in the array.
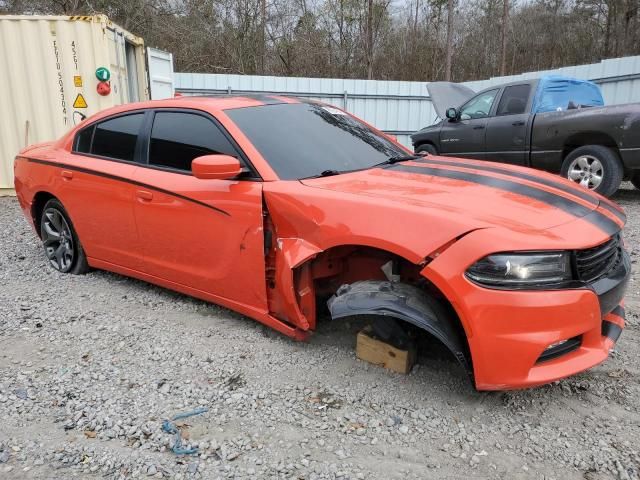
[{"xmin": 176, "ymin": 55, "xmax": 640, "ymax": 147}]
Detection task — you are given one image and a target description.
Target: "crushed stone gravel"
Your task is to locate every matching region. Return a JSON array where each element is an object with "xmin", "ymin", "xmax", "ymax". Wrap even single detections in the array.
[{"xmin": 0, "ymin": 186, "xmax": 639, "ymax": 480}]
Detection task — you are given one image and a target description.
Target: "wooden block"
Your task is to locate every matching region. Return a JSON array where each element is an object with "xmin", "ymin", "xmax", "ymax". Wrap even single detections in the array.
[{"xmin": 356, "ymin": 327, "xmax": 416, "ymax": 374}]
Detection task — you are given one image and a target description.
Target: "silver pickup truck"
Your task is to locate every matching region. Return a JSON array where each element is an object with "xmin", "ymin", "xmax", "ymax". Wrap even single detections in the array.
[{"xmin": 411, "ymin": 76, "xmax": 640, "ymax": 197}]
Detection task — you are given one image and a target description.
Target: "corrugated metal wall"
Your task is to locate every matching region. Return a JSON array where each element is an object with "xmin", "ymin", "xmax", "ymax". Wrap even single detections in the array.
[
  {"xmin": 175, "ymin": 74, "xmax": 434, "ymax": 147},
  {"xmin": 175, "ymin": 55, "xmax": 640, "ymax": 148}
]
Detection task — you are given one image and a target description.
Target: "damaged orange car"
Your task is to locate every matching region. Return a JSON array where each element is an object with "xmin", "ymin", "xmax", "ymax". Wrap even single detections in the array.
[{"xmin": 14, "ymin": 96, "xmax": 629, "ymax": 390}]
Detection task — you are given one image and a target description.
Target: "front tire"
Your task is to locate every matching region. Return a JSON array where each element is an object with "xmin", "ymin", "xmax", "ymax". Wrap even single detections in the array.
[
  {"xmin": 40, "ymin": 199, "xmax": 89, "ymax": 274},
  {"xmin": 561, "ymin": 145, "xmax": 623, "ymax": 197},
  {"xmin": 415, "ymin": 143, "xmax": 438, "ymax": 155}
]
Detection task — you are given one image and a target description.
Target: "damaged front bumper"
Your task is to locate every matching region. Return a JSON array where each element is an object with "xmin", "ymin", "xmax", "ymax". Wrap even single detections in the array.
[{"xmin": 421, "ymin": 228, "xmax": 630, "ymax": 390}]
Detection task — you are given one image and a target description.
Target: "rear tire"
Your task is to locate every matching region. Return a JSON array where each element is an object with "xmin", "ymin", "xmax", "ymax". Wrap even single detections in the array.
[
  {"xmin": 415, "ymin": 143, "xmax": 438, "ymax": 155},
  {"xmin": 40, "ymin": 199, "xmax": 89, "ymax": 274},
  {"xmin": 631, "ymin": 172, "xmax": 640, "ymax": 190},
  {"xmin": 561, "ymin": 145, "xmax": 623, "ymax": 197}
]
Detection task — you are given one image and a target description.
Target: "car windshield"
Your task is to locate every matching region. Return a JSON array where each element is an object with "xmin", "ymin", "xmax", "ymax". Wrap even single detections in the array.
[{"xmin": 226, "ymin": 102, "xmax": 406, "ymax": 180}]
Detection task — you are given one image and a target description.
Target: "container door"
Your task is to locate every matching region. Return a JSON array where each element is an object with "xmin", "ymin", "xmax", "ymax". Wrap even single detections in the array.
[
  {"xmin": 125, "ymin": 41, "xmax": 140, "ymax": 102},
  {"xmin": 106, "ymin": 27, "xmax": 128, "ymax": 103},
  {"xmin": 146, "ymin": 47, "xmax": 174, "ymax": 100}
]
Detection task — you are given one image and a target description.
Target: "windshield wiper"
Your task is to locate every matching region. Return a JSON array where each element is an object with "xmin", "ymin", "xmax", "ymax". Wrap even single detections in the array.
[
  {"xmin": 371, "ymin": 154, "xmax": 424, "ymax": 168},
  {"xmin": 302, "ymin": 154, "xmax": 424, "ymax": 180},
  {"xmin": 301, "ymin": 169, "xmax": 342, "ymax": 180}
]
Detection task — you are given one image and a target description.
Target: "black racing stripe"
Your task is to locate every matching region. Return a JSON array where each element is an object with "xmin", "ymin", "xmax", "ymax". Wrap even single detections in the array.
[
  {"xmin": 390, "ymin": 164, "xmax": 621, "ymax": 236},
  {"xmin": 25, "ymin": 158, "xmax": 230, "ymax": 217},
  {"xmin": 611, "ymin": 305, "xmax": 626, "ymax": 319},
  {"xmin": 417, "ymin": 158, "xmax": 597, "ymax": 205},
  {"xmin": 599, "ymin": 201, "xmax": 627, "ymax": 224},
  {"xmin": 418, "ymin": 158, "xmax": 627, "ymax": 224},
  {"xmin": 240, "ymin": 94, "xmax": 288, "ymax": 105},
  {"xmin": 579, "ymin": 211, "xmax": 623, "ymax": 237},
  {"xmin": 601, "ymin": 320, "xmax": 623, "ymax": 342}
]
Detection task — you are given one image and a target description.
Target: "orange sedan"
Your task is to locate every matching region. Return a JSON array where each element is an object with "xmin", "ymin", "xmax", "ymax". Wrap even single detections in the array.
[{"xmin": 14, "ymin": 96, "xmax": 629, "ymax": 390}]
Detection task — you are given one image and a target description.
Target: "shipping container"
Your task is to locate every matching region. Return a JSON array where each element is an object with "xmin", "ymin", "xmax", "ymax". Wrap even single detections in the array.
[{"xmin": 0, "ymin": 15, "xmax": 172, "ymax": 195}]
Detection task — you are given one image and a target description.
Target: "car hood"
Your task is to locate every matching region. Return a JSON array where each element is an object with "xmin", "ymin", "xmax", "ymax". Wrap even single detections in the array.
[
  {"xmin": 427, "ymin": 82, "xmax": 476, "ymax": 119},
  {"xmin": 300, "ymin": 158, "xmax": 620, "ymax": 235}
]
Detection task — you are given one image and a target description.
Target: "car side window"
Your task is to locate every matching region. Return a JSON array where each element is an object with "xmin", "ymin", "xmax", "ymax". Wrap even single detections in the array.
[
  {"xmin": 74, "ymin": 125, "xmax": 94, "ymax": 153},
  {"xmin": 459, "ymin": 89, "xmax": 499, "ymax": 120},
  {"xmin": 496, "ymin": 85, "xmax": 531, "ymax": 116},
  {"xmin": 148, "ymin": 112, "xmax": 239, "ymax": 172},
  {"xmin": 83, "ymin": 114, "xmax": 145, "ymax": 162}
]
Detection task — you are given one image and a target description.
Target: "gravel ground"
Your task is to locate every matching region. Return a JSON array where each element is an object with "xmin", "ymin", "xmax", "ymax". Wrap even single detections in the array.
[{"xmin": 0, "ymin": 187, "xmax": 639, "ymax": 480}]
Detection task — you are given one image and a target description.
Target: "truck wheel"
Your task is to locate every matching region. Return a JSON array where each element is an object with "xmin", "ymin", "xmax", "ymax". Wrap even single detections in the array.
[
  {"xmin": 416, "ymin": 143, "xmax": 438, "ymax": 155},
  {"xmin": 561, "ymin": 145, "xmax": 623, "ymax": 197},
  {"xmin": 631, "ymin": 173, "xmax": 640, "ymax": 190}
]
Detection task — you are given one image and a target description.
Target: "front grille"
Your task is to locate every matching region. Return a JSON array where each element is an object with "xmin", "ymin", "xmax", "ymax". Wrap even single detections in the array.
[{"xmin": 575, "ymin": 235, "xmax": 622, "ymax": 283}]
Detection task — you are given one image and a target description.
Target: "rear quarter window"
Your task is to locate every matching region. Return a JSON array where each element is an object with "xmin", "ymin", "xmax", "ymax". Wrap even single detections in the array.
[
  {"xmin": 73, "ymin": 113, "xmax": 145, "ymax": 162},
  {"xmin": 74, "ymin": 125, "xmax": 94, "ymax": 153}
]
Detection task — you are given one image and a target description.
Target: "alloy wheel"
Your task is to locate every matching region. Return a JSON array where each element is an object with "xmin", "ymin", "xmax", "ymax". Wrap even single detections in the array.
[
  {"xmin": 567, "ymin": 155, "xmax": 603, "ymax": 190},
  {"xmin": 42, "ymin": 208, "xmax": 75, "ymax": 272}
]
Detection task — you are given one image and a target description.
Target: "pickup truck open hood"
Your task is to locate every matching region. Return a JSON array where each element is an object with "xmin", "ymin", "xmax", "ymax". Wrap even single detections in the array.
[{"xmin": 427, "ymin": 82, "xmax": 475, "ymax": 118}]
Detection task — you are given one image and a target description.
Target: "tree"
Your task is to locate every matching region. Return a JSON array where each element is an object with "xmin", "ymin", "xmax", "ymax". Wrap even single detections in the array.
[
  {"xmin": 499, "ymin": 0, "xmax": 509, "ymax": 75},
  {"xmin": 3, "ymin": 0, "xmax": 639, "ymax": 82},
  {"xmin": 445, "ymin": 0, "xmax": 454, "ymax": 80},
  {"xmin": 366, "ymin": 0, "xmax": 374, "ymax": 78}
]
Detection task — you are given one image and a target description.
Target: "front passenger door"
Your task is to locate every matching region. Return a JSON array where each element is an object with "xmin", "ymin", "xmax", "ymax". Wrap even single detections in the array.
[
  {"xmin": 439, "ymin": 89, "xmax": 499, "ymax": 159},
  {"xmin": 133, "ymin": 110, "xmax": 267, "ymax": 309}
]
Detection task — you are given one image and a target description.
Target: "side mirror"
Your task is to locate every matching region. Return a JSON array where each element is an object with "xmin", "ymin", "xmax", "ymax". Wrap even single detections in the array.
[
  {"xmin": 192, "ymin": 154, "xmax": 242, "ymax": 180},
  {"xmin": 445, "ymin": 107, "xmax": 459, "ymax": 120}
]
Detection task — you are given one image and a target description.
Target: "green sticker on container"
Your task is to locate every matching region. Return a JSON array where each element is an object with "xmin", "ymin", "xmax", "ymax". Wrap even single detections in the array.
[{"xmin": 95, "ymin": 67, "xmax": 110, "ymax": 81}]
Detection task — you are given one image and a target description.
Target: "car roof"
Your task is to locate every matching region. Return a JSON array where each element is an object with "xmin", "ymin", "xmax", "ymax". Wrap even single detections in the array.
[
  {"xmin": 152, "ymin": 94, "xmax": 304, "ymax": 110},
  {"xmin": 76, "ymin": 94, "xmax": 308, "ymax": 125}
]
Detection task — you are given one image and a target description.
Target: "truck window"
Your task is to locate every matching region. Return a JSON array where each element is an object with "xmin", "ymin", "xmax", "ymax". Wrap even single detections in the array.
[
  {"xmin": 459, "ymin": 89, "xmax": 499, "ymax": 120},
  {"xmin": 496, "ymin": 85, "xmax": 531, "ymax": 116}
]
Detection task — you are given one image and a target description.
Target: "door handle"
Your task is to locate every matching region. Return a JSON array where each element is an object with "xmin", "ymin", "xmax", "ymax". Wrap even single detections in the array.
[
  {"xmin": 473, "ymin": 125, "xmax": 485, "ymax": 130},
  {"xmin": 136, "ymin": 190, "xmax": 153, "ymax": 201},
  {"xmin": 61, "ymin": 170, "xmax": 73, "ymax": 180},
  {"xmin": 512, "ymin": 121, "xmax": 525, "ymax": 126}
]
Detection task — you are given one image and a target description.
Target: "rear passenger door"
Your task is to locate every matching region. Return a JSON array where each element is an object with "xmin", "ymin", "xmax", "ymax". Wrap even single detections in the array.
[
  {"xmin": 67, "ymin": 112, "xmax": 145, "ymax": 270},
  {"xmin": 485, "ymin": 84, "xmax": 532, "ymax": 165},
  {"xmin": 132, "ymin": 109, "xmax": 267, "ymax": 308}
]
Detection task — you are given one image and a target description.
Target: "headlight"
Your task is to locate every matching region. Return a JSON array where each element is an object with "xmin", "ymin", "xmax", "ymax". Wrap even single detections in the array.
[{"xmin": 466, "ymin": 252, "xmax": 572, "ymax": 288}]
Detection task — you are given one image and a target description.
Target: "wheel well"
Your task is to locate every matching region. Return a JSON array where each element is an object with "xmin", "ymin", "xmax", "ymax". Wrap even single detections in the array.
[
  {"xmin": 31, "ymin": 192, "xmax": 57, "ymax": 238},
  {"xmin": 562, "ymin": 132, "xmax": 620, "ymax": 160},
  {"xmin": 415, "ymin": 142, "xmax": 437, "ymax": 152},
  {"xmin": 295, "ymin": 245, "xmax": 472, "ymax": 373}
]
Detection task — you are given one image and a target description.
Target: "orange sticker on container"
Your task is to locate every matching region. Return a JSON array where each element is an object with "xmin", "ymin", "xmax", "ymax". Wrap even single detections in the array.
[
  {"xmin": 73, "ymin": 93, "xmax": 88, "ymax": 108},
  {"xmin": 74, "ymin": 75, "xmax": 83, "ymax": 87}
]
